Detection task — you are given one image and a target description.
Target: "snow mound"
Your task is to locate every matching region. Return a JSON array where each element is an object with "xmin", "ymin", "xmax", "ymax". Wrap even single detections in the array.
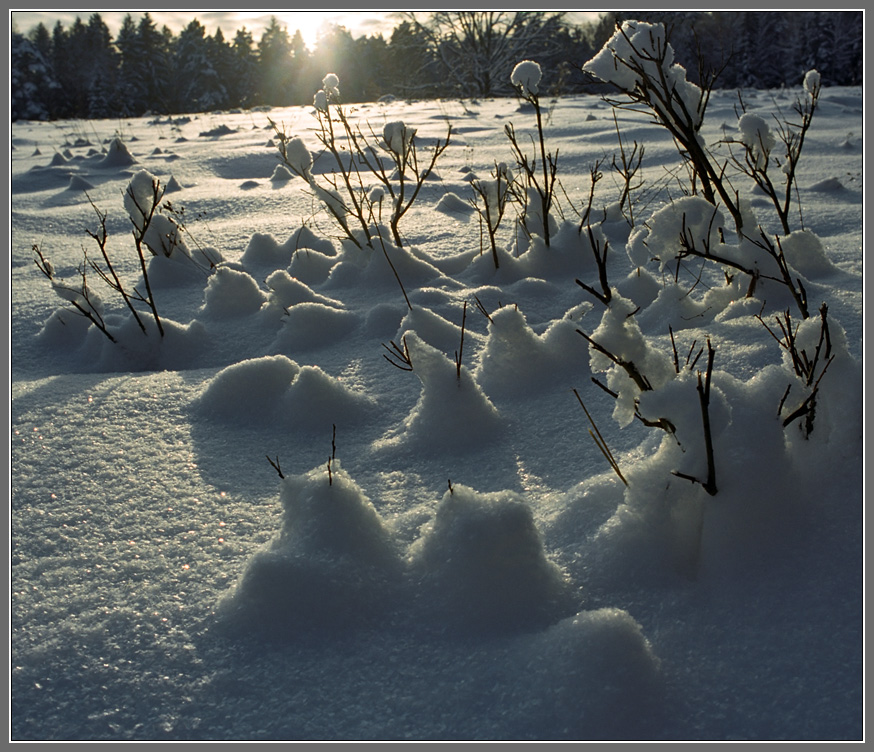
[
  {"xmin": 146, "ymin": 247, "xmax": 222, "ymax": 289},
  {"xmin": 779, "ymin": 229, "xmax": 839, "ymax": 277},
  {"xmin": 435, "ymin": 191, "xmax": 474, "ymax": 217},
  {"xmin": 197, "ymin": 354, "xmax": 301, "ymax": 421},
  {"xmin": 200, "ymin": 265, "xmax": 267, "ymax": 318},
  {"xmin": 476, "ymin": 304, "xmax": 586, "ymax": 397},
  {"xmin": 808, "ymin": 176, "xmax": 845, "ymax": 193},
  {"xmin": 218, "ymin": 461, "xmax": 403, "ymax": 638},
  {"xmin": 199, "ymin": 124, "xmax": 235, "ymax": 138},
  {"xmin": 326, "ymin": 238, "xmax": 447, "ymax": 292},
  {"xmin": 60, "ymin": 175, "xmax": 95, "ymax": 194},
  {"xmin": 408, "ymin": 483, "xmax": 573, "ymax": 633},
  {"xmin": 521, "ymin": 608, "xmax": 663, "ymax": 738},
  {"xmin": 98, "ymin": 138, "xmax": 137, "ymax": 168},
  {"xmin": 240, "ymin": 232, "xmax": 294, "ymax": 268},
  {"xmin": 271, "ymin": 302, "xmax": 358, "ymax": 351},
  {"xmin": 89, "ymin": 315, "xmax": 207, "ymax": 373},
  {"xmin": 241, "ymin": 225, "xmax": 336, "ymax": 270},
  {"xmin": 516, "ymin": 220, "xmax": 603, "ymax": 280},
  {"xmin": 270, "ymin": 164, "xmax": 294, "ymax": 182},
  {"xmin": 263, "ymin": 270, "xmax": 343, "ymax": 314},
  {"xmin": 378, "ymin": 331, "xmax": 502, "ymax": 451},
  {"xmin": 198, "ymin": 356, "xmax": 376, "ymax": 429},
  {"xmin": 395, "ymin": 305, "xmax": 473, "ymax": 356},
  {"xmin": 286, "ymin": 247, "xmax": 338, "ymax": 286}
]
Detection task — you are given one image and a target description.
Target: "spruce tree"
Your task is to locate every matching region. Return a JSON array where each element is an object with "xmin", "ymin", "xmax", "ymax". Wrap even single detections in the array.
[{"xmin": 256, "ymin": 16, "xmax": 295, "ymax": 106}]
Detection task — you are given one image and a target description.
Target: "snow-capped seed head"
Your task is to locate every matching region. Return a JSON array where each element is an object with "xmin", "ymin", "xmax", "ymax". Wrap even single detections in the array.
[
  {"xmin": 322, "ymin": 73, "xmax": 340, "ymax": 100},
  {"xmin": 803, "ymin": 69, "xmax": 821, "ymax": 96},
  {"xmin": 314, "ymin": 89, "xmax": 328, "ymax": 112},
  {"xmin": 511, "ymin": 60, "xmax": 542, "ymax": 97},
  {"xmin": 284, "ymin": 137, "xmax": 312, "ymax": 175},
  {"xmin": 383, "ymin": 121, "xmax": 416, "ymax": 155},
  {"xmin": 124, "ymin": 169, "xmax": 162, "ymax": 233},
  {"xmin": 737, "ymin": 112, "xmax": 774, "ymax": 168}
]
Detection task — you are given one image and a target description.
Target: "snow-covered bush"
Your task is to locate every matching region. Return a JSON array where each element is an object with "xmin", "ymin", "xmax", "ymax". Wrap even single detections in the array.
[
  {"xmin": 469, "ymin": 162, "xmax": 513, "ymax": 268},
  {"xmin": 583, "ymin": 20, "xmax": 741, "ymax": 233},
  {"xmin": 726, "ymin": 70, "xmax": 822, "ymax": 235},
  {"xmin": 510, "ymin": 60, "xmax": 542, "ymax": 97},
  {"xmin": 34, "ymin": 170, "xmax": 171, "ymax": 344},
  {"xmin": 506, "ymin": 59, "xmax": 559, "ymax": 248},
  {"xmin": 272, "ymin": 73, "xmax": 451, "ymax": 250}
]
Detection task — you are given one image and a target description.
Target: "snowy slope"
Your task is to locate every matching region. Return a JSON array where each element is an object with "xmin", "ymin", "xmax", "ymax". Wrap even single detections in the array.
[{"xmin": 10, "ymin": 69, "xmax": 863, "ymax": 740}]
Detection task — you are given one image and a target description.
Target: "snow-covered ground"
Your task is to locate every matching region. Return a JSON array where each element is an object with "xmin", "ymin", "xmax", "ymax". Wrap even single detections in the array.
[{"xmin": 11, "ymin": 66, "xmax": 863, "ymax": 739}]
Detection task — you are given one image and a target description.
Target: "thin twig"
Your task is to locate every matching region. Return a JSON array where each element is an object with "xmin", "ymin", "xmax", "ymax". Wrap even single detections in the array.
[
  {"xmin": 573, "ymin": 389, "xmax": 628, "ymax": 485},
  {"xmin": 266, "ymin": 455, "xmax": 285, "ymax": 479}
]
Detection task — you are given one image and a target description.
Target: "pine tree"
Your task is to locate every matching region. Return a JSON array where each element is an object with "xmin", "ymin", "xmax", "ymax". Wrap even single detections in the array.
[
  {"xmin": 138, "ymin": 14, "xmax": 174, "ymax": 113},
  {"xmin": 115, "ymin": 14, "xmax": 143, "ymax": 116},
  {"xmin": 229, "ymin": 27, "xmax": 259, "ymax": 108},
  {"xmin": 288, "ymin": 29, "xmax": 312, "ymax": 105},
  {"xmin": 174, "ymin": 19, "xmax": 228, "ymax": 112},
  {"xmin": 256, "ymin": 16, "xmax": 295, "ymax": 106},
  {"xmin": 85, "ymin": 14, "xmax": 119, "ymax": 119},
  {"xmin": 208, "ymin": 28, "xmax": 235, "ymax": 108},
  {"xmin": 814, "ymin": 12, "xmax": 864, "ymax": 85},
  {"xmin": 11, "ymin": 29, "xmax": 58, "ymax": 121}
]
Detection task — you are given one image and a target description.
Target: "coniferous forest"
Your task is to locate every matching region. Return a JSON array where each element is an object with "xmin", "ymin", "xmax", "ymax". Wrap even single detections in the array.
[{"xmin": 10, "ymin": 11, "xmax": 864, "ymax": 123}]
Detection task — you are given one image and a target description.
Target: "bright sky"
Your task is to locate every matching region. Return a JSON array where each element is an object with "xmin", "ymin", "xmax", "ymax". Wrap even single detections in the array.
[{"xmin": 10, "ymin": 10, "xmax": 602, "ymax": 49}]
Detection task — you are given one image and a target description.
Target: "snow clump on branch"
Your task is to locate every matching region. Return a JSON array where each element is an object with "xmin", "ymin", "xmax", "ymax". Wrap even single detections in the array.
[
  {"xmin": 322, "ymin": 73, "xmax": 340, "ymax": 100},
  {"xmin": 583, "ymin": 20, "xmax": 704, "ymax": 129},
  {"xmin": 284, "ymin": 137, "xmax": 313, "ymax": 175},
  {"xmin": 383, "ymin": 121, "xmax": 416, "ymax": 156},
  {"xmin": 737, "ymin": 113, "xmax": 775, "ymax": 169},
  {"xmin": 511, "ymin": 60, "xmax": 542, "ymax": 97}
]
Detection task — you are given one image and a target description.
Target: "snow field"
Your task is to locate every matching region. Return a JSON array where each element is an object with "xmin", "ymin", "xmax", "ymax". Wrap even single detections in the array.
[{"xmin": 10, "ymin": 42, "xmax": 862, "ymax": 739}]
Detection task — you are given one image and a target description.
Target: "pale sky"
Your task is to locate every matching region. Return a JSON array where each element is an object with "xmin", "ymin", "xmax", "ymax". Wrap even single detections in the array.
[
  {"xmin": 10, "ymin": 11, "xmax": 404, "ymax": 48},
  {"xmin": 10, "ymin": 10, "xmax": 602, "ymax": 50}
]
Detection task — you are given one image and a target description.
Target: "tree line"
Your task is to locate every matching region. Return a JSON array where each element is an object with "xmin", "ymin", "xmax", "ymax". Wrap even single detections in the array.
[{"xmin": 11, "ymin": 11, "xmax": 863, "ymax": 122}]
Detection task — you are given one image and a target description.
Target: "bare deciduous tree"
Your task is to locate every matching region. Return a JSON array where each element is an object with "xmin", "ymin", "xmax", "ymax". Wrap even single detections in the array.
[{"xmin": 404, "ymin": 12, "xmax": 567, "ymax": 98}]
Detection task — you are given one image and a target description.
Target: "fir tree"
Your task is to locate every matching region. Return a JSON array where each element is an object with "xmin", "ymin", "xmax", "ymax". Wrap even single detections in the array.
[
  {"xmin": 11, "ymin": 29, "xmax": 58, "ymax": 121},
  {"xmin": 229, "ymin": 27, "xmax": 259, "ymax": 108},
  {"xmin": 256, "ymin": 16, "xmax": 295, "ymax": 106}
]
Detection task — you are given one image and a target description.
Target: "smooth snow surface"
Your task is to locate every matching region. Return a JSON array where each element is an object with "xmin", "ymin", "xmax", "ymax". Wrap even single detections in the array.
[{"xmin": 11, "ymin": 78, "xmax": 863, "ymax": 740}]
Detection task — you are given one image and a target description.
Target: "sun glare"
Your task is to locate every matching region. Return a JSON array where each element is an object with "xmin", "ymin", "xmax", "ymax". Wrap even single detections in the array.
[{"xmin": 237, "ymin": 11, "xmax": 346, "ymax": 50}]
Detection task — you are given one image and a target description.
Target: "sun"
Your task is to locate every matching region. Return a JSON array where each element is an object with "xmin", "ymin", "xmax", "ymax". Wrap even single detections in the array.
[
  {"xmin": 234, "ymin": 11, "xmax": 341, "ymax": 50},
  {"xmin": 276, "ymin": 12, "xmax": 340, "ymax": 48}
]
